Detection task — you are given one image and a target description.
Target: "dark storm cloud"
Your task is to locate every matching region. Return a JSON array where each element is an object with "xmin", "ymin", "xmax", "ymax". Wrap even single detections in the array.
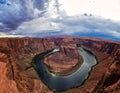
[{"xmin": 0, "ymin": 0, "xmax": 48, "ymax": 32}]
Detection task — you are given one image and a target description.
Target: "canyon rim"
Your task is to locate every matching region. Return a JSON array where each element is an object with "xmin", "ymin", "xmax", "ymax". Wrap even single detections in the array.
[{"xmin": 0, "ymin": 36, "xmax": 120, "ymax": 93}]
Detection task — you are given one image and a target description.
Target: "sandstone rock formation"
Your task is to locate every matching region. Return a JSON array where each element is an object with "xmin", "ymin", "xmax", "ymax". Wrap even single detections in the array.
[
  {"xmin": 0, "ymin": 38, "xmax": 55, "ymax": 93},
  {"xmin": 0, "ymin": 37, "xmax": 120, "ymax": 93},
  {"xmin": 44, "ymin": 38, "xmax": 80, "ymax": 74}
]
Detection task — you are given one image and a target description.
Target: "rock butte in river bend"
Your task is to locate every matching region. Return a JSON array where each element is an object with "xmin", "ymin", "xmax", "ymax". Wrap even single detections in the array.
[
  {"xmin": 44, "ymin": 38, "xmax": 80, "ymax": 74},
  {"xmin": 0, "ymin": 36, "xmax": 120, "ymax": 93}
]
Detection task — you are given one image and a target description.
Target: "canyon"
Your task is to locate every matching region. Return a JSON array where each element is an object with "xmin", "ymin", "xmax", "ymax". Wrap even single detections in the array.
[{"xmin": 0, "ymin": 36, "xmax": 120, "ymax": 93}]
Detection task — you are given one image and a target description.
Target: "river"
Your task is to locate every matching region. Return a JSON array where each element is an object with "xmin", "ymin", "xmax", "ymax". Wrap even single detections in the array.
[{"xmin": 33, "ymin": 46, "xmax": 97, "ymax": 91}]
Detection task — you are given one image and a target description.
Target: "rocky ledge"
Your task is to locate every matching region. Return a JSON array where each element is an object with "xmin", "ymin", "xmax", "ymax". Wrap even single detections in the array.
[{"xmin": 0, "ymin": 37, "xmax": 120, "ymax": 93}]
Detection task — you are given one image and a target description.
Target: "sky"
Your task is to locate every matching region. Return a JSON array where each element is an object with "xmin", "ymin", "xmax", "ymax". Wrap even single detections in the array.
[
  {"xmin": 0, "ymin": 0, "xmax": 120, "ymax": 41},
  {"xmin": 60, "ymin": 0, "xmax": 120, "ymax": 21}
]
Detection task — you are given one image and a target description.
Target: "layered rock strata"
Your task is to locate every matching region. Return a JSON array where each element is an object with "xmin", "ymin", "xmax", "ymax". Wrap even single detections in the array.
[{"xmin": 0, "ymin": 37, "xmax": 119, "ymax": 93}]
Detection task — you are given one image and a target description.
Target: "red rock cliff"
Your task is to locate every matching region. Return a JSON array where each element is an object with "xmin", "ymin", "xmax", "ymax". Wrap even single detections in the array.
[
  {"xmin": 0, "ymin": 38, "xmax": 55, "ymax": 93},
  {"xmin": 0, "ymin": 37, "xmax": 120, "ymax": 93},
  {"xmin": 44, "ymin": 38, "xmax": 79, "ymax": 73}
]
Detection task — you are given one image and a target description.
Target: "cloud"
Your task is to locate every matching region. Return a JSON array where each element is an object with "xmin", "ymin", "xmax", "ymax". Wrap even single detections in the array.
[
  {"xmin": 14, "ymin": 17, "xmax": 62, "ymax": 35},
  {"xmin": 0, "ymin": 0, "xmax": 48, "ymax": 32},
  {"xmin": 0, "ymin": 0, "xmax": 120, "ymax": 41},
  {"xmin": 0, "ymin": 32, "xmax": 23, "ymax": 37},
  {"xmin": 10, "ymin": 15, "xmax": 120, "ymax": 40},
  {"xmin": 58, "ymin": 16, "xmax": 120, "ymax": 38}
]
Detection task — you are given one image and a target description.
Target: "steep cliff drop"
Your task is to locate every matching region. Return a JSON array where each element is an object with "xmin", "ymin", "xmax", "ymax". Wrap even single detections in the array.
[
  {"xmin": 32, "ymin": 45, "xmax": 97, "ymax": 91},
  {"xmin": 0, "ymin": 37, "xmax": 120, "ymax": 93}
]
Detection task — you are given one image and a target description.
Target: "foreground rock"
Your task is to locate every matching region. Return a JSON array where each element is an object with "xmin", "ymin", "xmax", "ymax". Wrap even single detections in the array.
[{"xmin": 0, "ymin": 37, "xmax": 120, "ymax": 93}]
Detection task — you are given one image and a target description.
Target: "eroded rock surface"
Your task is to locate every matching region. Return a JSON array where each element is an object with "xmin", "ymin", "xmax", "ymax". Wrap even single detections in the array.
[
  {"xmin": 0, "ymin": 37, "xmax": 120, "ymax": 93},
  {"xmin": 44, "ymin": 38, "xmax": 79, "ymax": 73}
]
